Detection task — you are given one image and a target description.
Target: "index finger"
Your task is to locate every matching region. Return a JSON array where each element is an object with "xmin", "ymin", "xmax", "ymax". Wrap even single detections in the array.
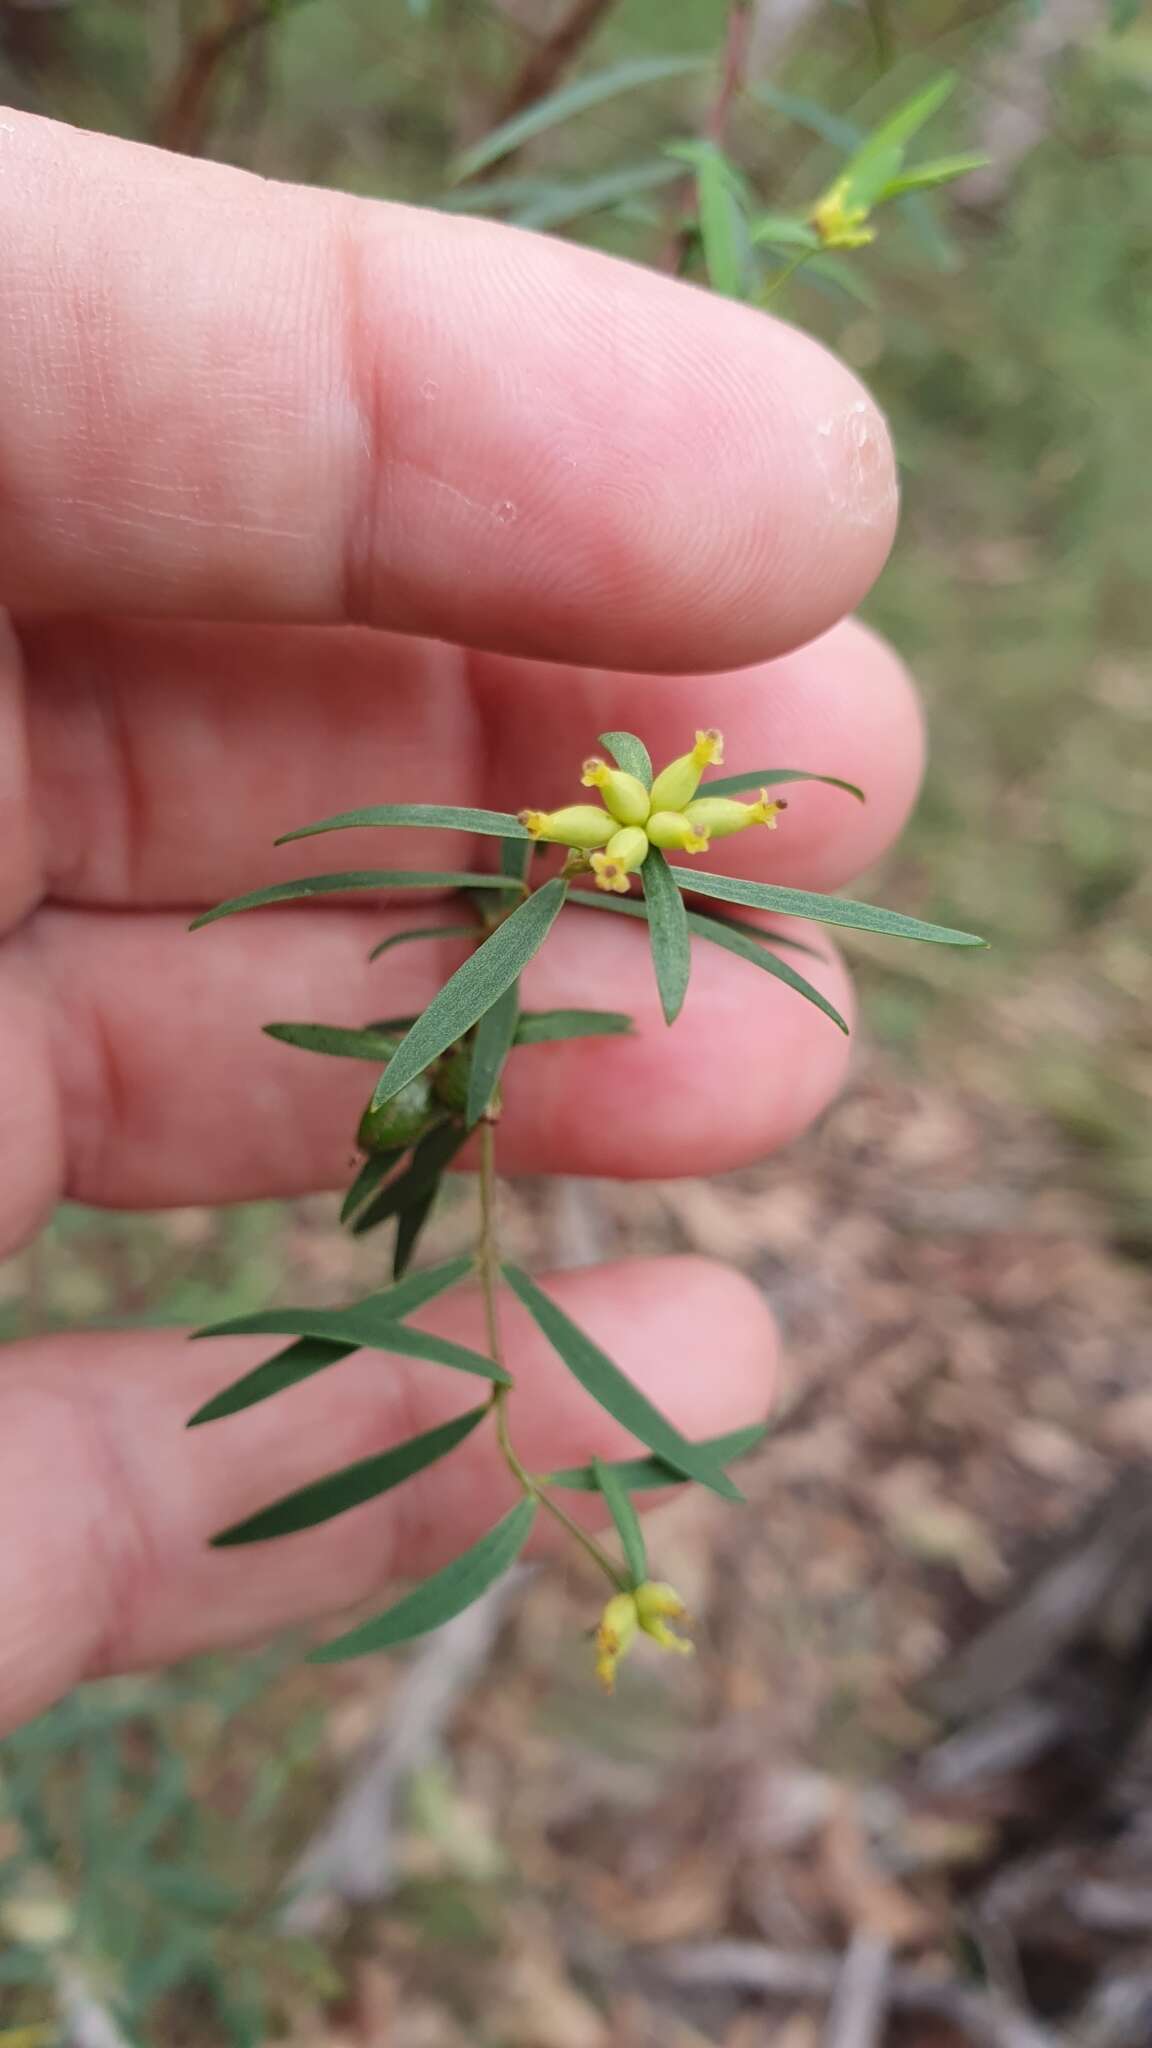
[{"xmin": 0, "ymin": 111, "xmax": 897, "ymax": 671}]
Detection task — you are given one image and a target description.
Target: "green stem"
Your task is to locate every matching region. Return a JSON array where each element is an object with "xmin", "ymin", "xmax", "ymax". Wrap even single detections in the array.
[{"xmin": 477, "ymin": 1121, "xmax": 627, "ymax": 1591}]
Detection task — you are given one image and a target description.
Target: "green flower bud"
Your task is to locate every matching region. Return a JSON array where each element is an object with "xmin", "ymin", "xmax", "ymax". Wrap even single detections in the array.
[
  {"xmin": 646, "ymin": 809, "xmax": 710, "ymax": 854},
  {"xmin": 432, "ymin": 1042, "xmax": 472, "ymax": 1113},
  {"xmin": 520, "ymin": 805, "xmax": 614, "ymax": 849},
  {"xmin": 648, "ymin": 729, "xmax": 724, "ymax": 813},
  {"xmin": 357, "ymin": 1071, "xmax": 434, "ymax": 1152},
  {"xmin": 682, "ymin": 791, "xmax": 786, "ymax": 839},
  {"xmin": 581, "ymin": 758, "xmax": 650, "ymax": 826}
]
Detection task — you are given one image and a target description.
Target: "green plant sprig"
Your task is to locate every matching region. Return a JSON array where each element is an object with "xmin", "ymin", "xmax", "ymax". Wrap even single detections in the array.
[{"xmin": 190, "ymin": 728, "xmax": 982, "ymax": 1690}]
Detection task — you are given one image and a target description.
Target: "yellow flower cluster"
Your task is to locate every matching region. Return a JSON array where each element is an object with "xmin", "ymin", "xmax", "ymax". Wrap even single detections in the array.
[
  {"xmin": 520, "ymin": 730, "xmax": 785, "ymax": 893},
  {"xmin": 810, "ymin": 175, "xmax": 877, "ymax": 250},
  {"xmin": 595, "ymin": 1581, "xmax": 693, "ymax": 1692}
]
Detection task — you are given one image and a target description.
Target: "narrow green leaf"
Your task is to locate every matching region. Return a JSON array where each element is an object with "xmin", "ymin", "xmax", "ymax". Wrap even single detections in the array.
[
  {"xmin": 879, "ymin": 152, "xmax": 988, "ymax": 198},
  {"xmin": 752, "ymin": 81, "xmax": 860, "ymax": 151},
  {"xmin": 502, "ymin": 1264, "xmax": 741, "ymax": 1501},
  {"xmin": 642, "ymin": 849, "xmax": 692, "ymax": 1025},
  {"xmin": 689, "ymin": 913, "xmax": 849, "ymax": 1032},
  {"xmin": 371, "ymin": 880, "xmax": 567, "ymax": 1109},
  {"xmin": 599, "ymin": 731, "xmax": 653, "ymax": 786},
  {"xmin": 593, "ymin": 1457, "xmax": 648, "ymax": 1586},
  {"xmin": 694, "ymin": 144, "xmax": 750, "ymax": 298},
  {"xmin": 566, "ymin": 888, "xmax": 821, "ymax": 959},
  {"xmin": 367, "ymin": 923, "xmax": 476, "ymax": 962},
  {"xmin": 515, "ymin": 1008, "xmax": 634, "ymax": 1043},
  {"xmin": 275, "ymin": 804, "xmax": 528, "ymax": 846},
  {"xmin": 500, "ymin": 833, "xmax": 533, "ymax": 887},
  {"xmin": 211, "ymin": 1406, "xmax": 488, "ymax": 1547},
  {"xmin": 340, "ymin": 1145, "xmax": 405, "ymax": 1225},
  {"xmin": 190, "ymin": 871, "xmax": 523, "ymax": 929},
  {"xmin": 668, "ymin": 868, "xmax": 986, "ymax": 948},
  {"xmin": 867, "ymin": 72, "xmax": 955, "ymax": 151},
  {"xmin": 186, "ymin": 1257, "xmax": 475, "ymax": 1425},
  {"xmin": 200, "ymin": 1311, "xmax": 506, "ymax": 1387},
  {"xmin": 393, "ymin": 1177, "xmax": 440, "ymax": 1280},
  {"xmin": 549, "ymin": 1421, "xmax": 770, "ymax": 1492},
  {"xmin": 450, "ymin": 55, "xmax": 710, "ymax": 183},
  {"xmin": 512, "ymin": 160, "xmax": 682, "ymax": 231},
  {"xmin": 263, "ymin": 1021, "xmax": 400, "ymax": 1062},
  {"xmin": 686, "ymin": 907, "xmax": 822, "ymax": 958},
  {"xmin": 751, "ymin": 215, "xmax": 821, "ymax": 250},
  {"xmin": 466, "ymin": 979, "xmax": 520, "ymax": 1127},
  {"xmin": 351, "ymin": 1121, "xmax": 470, "ymax": 1239},
  {"xmin": 701, "ymin": 767, "xmax": 865, "ymax": 802},
  {"xmin": 310, "ymin": 1498, "xmax": 537, "ymax": 1661}
]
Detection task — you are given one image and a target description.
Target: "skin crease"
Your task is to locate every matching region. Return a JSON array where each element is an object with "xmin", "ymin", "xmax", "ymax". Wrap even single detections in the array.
[{"xmin": 0, "ymin": 109, "xmax": 924, "ymax": 1731}]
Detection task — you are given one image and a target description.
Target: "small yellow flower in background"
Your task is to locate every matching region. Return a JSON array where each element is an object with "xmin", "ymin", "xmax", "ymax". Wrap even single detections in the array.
[
  {"xmin": 520, "ymin": 728, "xmax": 786, "ymax": 893},
  {"xmin": 581, "ymin": 758, "xmax": 651, "ymax": 826},
  {"xmin": 810, "ymin": 176, "xmax": 876, "ymax": 250},
  {"xmin": 595, "ymin": 1580, "xmax": 694, "ymax": 1691}
]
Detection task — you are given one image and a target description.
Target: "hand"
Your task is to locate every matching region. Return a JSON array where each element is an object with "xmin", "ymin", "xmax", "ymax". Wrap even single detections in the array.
[{"xmin": 0, "ymin": 109, "xmax": 920, "ymax": 1732}]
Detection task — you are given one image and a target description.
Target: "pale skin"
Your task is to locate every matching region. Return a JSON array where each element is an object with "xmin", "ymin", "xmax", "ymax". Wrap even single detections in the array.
[{"xmin": 0, "ymin": 110, "xmax": 925, "ymax": 1734}]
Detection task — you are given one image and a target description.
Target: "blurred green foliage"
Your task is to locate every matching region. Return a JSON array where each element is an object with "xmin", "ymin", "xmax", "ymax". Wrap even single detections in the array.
[{"xmin": 1, "ymin": 0, "xmax": 1150, "ymax": 2036}]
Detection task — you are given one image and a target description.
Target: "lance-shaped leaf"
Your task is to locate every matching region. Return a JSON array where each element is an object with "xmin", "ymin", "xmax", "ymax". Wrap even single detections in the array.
[
  {"xmin": 276, "ymin": 804, "xmax": 528, "ymax": 846},
  {"xmin": 499, "ymin": 832, "xmax": 534, "ymax": 888},
  {"xmin": 599, "ymin": 731, "xmax": 653, "ymax": 785},
  {"xmin": 679, "ymin": 140, "xmax": 751, "ymax": 298},
  {"xmin": 515, "ymin": 1009, "xmax": 634, "ymax": 1043},
  {"xmin": 340, "ymin": 1145, "xmax": 406, "ymax": 1226},
  {"xmin": 197, "ymin": 1313, "xmax": 506, "ymax": 1394},
  {"xmin": 699, "ymin": 767, "xmax": 865, "ymax": 802},
  {"xmin": 642, "ymin": 848, "xmax": 692, "ymax": 1025},
  {"xmin": 548, "ymin": 1421, "xmax": 770, "ymax": 1492},
  {"xmin": 186, "ymin": 1257, "xmax": 477, "ymax": 1425},
  {"xmin": 668, "ymin": 868, "xmax": 985, "ymax": 948},
  {"xmin": 368, "ymin": 923, "xmax": 477, "ymax": 963},
  {"xmin": 593, "ymin": 1457, "xmax": 648, "ymax": 1586},
  {"xmin": 879, "ymin": 153, "xmax": 988, "ymax": 199},
  {"xmin": 211, "ymin": 1406, "xmax": 489, "ymax": 1548},
  {"xmin": 310, "ymin": 1498, "xmax": 537, "ymax": 1662},
  {"xmin": 566, "ymin": 890, "xmax": 826, "ymax": 985},
  {"xmin": 689, "ymin": 913, "xmax": 848, "ymax": 1032},
  {"xmin": 466, "ymin": 979, "xmax": 520, "ymax": 1127},
  {"xmin": 841, "ymin": 74, "xmax": 956, "ymax": 212},
  {"xmin": 263, "ymin": 1022, "xmax": 400, "ymax": 1062},
  {"xmin": 392, "ymin": 1179, "xmax": 439, "ymax": 1281},
  {"xmin": 370, "ymin": 879, "xmax": 567, "ymax": 1109},
  {"xmin": 190, "ymin": 871, "xmax": 523, "ymax": 929},
  {"xmin": 351, "ymin": 1121, "xmax": 470, "ymax": 1242},
  {"xmin": 450, "ymin": 54, "xmax": 710, "ymax": 182},
  {"xmin": 503, "ymin": 1265, "xmax": 740, "ymax": 1501}
]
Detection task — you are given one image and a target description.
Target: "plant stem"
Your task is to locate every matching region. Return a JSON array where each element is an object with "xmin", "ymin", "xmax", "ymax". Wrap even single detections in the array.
[{"xmin": 476, "ymin": 1121, "xmax": 627, "ymax": 1590}]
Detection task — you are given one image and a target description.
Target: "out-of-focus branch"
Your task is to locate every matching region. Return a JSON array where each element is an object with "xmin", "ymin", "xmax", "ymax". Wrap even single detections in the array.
[
  {"xmin": 494, "ymin": 0, "xmax": 616, "ymax": 128},
  {"xmin": 151, "ymin": 0, "xmax": 277, "ymax": 158},
  {"xmin": 666, "ymin": 0, "xmax": 752, "ymax": 273}
]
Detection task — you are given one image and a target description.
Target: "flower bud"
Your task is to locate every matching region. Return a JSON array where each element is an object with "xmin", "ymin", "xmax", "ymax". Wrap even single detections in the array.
[
  {"xmin": 432, "ymin": 1042, "xmax": 471, "ymax": 1114},
  {"xmin": 590, "ymin": 826, "xmax": 649, "ymax": 894},
  {"xmin": 519, "ymin": 805, "xmax": 614, "ymax": 850},
  {"xmin": 634, "ymin": 1580, "xmax": 693, "ymax": 1655},
  {"xmin": 595, "ymin": 1591, "xmax": 639, "ymax": 1692},
  {"xmin": 357, "ymin": 1072, "xmax": 434, "ymax": 1152},
  {"xmin": 646, "ymin": 809, "xmax": 710, "ymax": 854},
  {"xmin": 580, "ymin": 758, "xmax": 650, "ymax": 827},
  {"xmin": 811, "ymin": 177, "xmax": 875, "ymax": 250},
  {"xmin": 649, "ymin": 728, "xmax": 724, "ymax": 814},
  {"xmin": 682, "ymin": 790, "xmax": 786, "ymax": 839}
]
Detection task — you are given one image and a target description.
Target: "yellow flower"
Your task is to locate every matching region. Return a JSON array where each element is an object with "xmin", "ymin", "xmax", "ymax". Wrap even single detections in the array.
[
  {"xmin": 649, "ymin": 728, "xmax": 724, "ymax": 814},
  {"xmin": 590, "ymin": 825, "xmax": 649, "ymax": 894},
  {"xmin": 810, "ymin": 176, "xmax": 876, "ymax": 250},
  {"xmin": 581, "ymin": 758, "xmax": 650, "ymax": 826},
  {"xmin": 682, "ymin": 790, "xmax": 786, "ymax": 840},
  {"xmin": 647, "ymin": 809, "xmax": 710, "ymax": 855},
  {"xmin": 595, "ymin": 1580, "xmax": 693, "ymax": 1691},
  {"xmin": 519, "ymin": 805, "xmax": 614, "ymax": 849}
]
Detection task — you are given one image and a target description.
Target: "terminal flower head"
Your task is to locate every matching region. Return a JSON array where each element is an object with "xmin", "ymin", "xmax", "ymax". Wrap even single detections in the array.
[
  {"xmin": 595, "ymin": 1579, "xmax": 694, "ymax": 1691},
  {"xmin": 519, "ymin": 728, "xmax": 786, "ymax": 892}
]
